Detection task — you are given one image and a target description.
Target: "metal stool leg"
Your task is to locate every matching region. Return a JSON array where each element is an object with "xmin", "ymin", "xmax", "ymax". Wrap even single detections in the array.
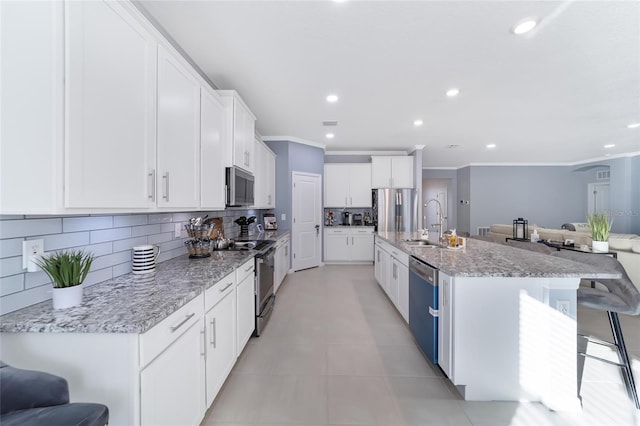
[{"xmin": 608, "ymin": 311, "xmax": 640, "ymax": 409}]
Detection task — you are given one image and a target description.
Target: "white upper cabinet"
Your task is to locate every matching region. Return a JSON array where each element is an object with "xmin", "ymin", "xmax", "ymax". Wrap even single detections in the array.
[
  {"xmin": 324, "ymin": 163, "xmax": 372, "ymax": 207},
  {"xmin": 253, "ymin": 138, "xmax": 276, "ymax": 209},
  {"xmin": 371, "ymin": 156, "xmax": 414, "ymax": 188},
  {"xmin": 217, "ymin": 91, "xmax": 256, "ymax": 174},
  {"xmin": 65, "ymin": 0, "xmax": 157, "ymax": 209},
  {"xmin": 200, "ymin": 87, "xmax": 226, "ymax": 210},
  {"xmin": 1, "ymin": 1, "xmax": 64, "ymax": 213},
  {"xmin": 156, "ymin": 45, "xmax": 201, "ymax": 209}
]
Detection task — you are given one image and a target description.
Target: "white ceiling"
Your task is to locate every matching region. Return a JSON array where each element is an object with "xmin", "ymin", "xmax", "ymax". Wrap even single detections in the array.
[{"xmin": 137, "ymin": 0, "xmax": 640, "ymax": 168}]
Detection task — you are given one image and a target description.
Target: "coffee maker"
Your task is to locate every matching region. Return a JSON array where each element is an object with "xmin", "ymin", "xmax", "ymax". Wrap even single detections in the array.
[{"xmin": 342, "ymin": 212, "xmax": 352, "ymax": 226}]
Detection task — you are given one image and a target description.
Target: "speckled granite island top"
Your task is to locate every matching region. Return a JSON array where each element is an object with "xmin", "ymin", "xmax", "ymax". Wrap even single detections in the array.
[
  {"xmin": 0, "ymin": 250, "xmax": 255, "ymax": 334},
  {"xmin": 377, "ymin": 231, "xmax": 620, "ymax": 279}
]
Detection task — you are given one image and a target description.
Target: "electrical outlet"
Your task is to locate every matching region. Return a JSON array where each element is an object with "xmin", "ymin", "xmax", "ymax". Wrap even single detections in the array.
[
  {"xmin": 281, "ymin": 213, "xmax": 286, "ymax": 221},
  {"xmin": 557, "ymin": 300, "xmax": 570, "ymax": 315},
  {"xmin": 22, "ymin": 239, "xmax": 44, "ymax": 272},
  {"xmin": 174, "ymin": 223, "xmax": 182, "ymax": 239}
]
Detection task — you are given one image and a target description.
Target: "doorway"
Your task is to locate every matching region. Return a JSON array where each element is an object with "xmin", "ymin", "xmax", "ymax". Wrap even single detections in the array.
[
  {"xmin": 587, "ymin": 182, "xmax": 610, "ymax": 215},
  {"xmin": 291, "ymin": 171, "xmax": 321, "ymax": 271}
]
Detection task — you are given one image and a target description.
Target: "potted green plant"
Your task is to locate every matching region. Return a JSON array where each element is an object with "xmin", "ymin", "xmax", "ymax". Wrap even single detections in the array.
[
  {"xmin": 34, "ymin": 250, "xmax": 94, "ymax": 309},
  {"xmin": 587, "ymin": 213, "xmax": 613, "ymax": 253}
]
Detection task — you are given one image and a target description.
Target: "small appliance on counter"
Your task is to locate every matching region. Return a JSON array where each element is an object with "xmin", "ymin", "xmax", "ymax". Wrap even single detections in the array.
[
  {"xmin": 353, "ymin": 213, "xmax": 363, "ymax": 226},
  {"xmin": 264, "ymin": 213, "xmax": 277, "ymax": 230},
  {"xmin": 342, "ymin": 211, "xmax": 352, "ymax": 226}
]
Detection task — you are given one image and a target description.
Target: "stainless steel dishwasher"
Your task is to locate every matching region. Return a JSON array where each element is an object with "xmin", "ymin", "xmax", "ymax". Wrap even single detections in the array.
[{"xmin": 408, "ymin": 257, "xmax": 439, "ymax": 364}]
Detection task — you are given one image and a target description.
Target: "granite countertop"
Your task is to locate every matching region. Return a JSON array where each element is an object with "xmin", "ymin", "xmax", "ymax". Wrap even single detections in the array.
[
  {"xmin": 376, "ymin": 231, "xmax": 621, "ymax": 279},
  {"xmin": 1, "ymin": 231, "xmax": 292, "ymax": 334},
  {"xmin": 0, "ymin": 250, "xmax": 257, "ymax": 334}
]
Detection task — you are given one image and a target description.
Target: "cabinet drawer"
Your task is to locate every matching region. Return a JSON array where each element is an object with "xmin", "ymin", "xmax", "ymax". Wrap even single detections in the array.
[
  {"xmin": 236, "ymin": 258, "xmax": 255, "ymax": 284},
  {"xmin": 326, "ymin": 228, "xmax": 348, "ymax": 235},
  {"xmin": 352, "ymin": 228, "xmax": 374, "ymax": 235},
  {"xmin": 388, "ymin": 246, "xmax": 409, "ymax": 266},
  {"xmin": 205, "ymin": 271, "xmax": 235, "ymax": 312},
  {"xmin": 140, "ymin": 294, "xmax": 204, "ymax": 368}
]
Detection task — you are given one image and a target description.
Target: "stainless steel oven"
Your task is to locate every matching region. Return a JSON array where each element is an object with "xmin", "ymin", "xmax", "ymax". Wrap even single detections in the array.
[
  {"xmin": 254, "ymin": 244, "xmax": 275, "ymax": 336},
  {"xmin": 231, "ymin": 239, "xmax": 276, "ymax": 336}
]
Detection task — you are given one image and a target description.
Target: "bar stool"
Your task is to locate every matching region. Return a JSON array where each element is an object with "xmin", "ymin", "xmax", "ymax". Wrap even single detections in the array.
[{"xmin": 551, "ymin": 250, "xmax": 640, "ymax": 409}]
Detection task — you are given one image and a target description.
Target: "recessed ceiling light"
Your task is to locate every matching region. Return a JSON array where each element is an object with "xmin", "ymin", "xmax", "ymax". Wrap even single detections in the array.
[
  {"xmin": 604, "ymin": 144, "xmax": 615, "ymax": 148},
  {"xmin": 414, "ymin": 120, "xmax": 423, "ymax": 127},
  {"xmin": 326, "ymin": 133, "xmax": 335, "ymax": 139},
  {"xmin": 486, "ymin": 144, "xmax": 497, "ymax": 149},
  {"xmin": 512, "ymin": 19, "xmax": 537, "ymax": 35},
  {"xmin": 627, "ymin": 122, "xmax": 640, "ymax": 129},
  {"xmin": 326, "ymin": 94, "xmax": 339, "ymax": 103},
  {"xmin": 446, "ymin": 88, "xmax": 460, "ymax": 97}
]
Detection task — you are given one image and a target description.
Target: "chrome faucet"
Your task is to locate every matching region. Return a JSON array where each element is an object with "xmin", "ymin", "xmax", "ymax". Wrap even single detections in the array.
[{"xmin": 423, "ymin": 199, "xmax": 446, "ymax": 241}]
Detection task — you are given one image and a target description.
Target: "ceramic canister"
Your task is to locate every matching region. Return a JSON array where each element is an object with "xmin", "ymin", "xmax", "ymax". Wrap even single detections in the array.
[{"xmin": 132, "ymin": 245, "xmax": 160, "ymax": 274}]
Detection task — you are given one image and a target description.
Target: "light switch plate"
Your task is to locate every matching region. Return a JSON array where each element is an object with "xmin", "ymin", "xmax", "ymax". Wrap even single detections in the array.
[
  {"xmin": 23, "ymin": 239, "xmax": 44, "ymax": 271},
  {"xmin": 174, "ymin": 223, "xmax": 182, "ymax": 239},
  {"xmin": 281, "ymin": 213, "xmax": 286, "ymax": 221}
]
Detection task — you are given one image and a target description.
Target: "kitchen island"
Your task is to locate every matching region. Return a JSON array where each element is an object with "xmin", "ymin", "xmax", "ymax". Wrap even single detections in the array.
[{"xmin": 376, "ymin": 232, "xmax": 619, "ymax": 412}]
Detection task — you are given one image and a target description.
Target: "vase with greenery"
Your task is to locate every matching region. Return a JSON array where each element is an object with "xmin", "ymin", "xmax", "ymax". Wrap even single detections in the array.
[
  {"xmin": 35, "ymin": 250, "xmax": 94, "ymax": 309},
  {"xmin": 587, "ymin": 213, "xmax": 613, "ymax": 253}
]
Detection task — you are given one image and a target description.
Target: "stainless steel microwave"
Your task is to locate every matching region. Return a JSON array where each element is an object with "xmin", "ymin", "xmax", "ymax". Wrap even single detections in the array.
[{"xmin": 225, "ymin": 166, "xmax": 254, "ymax": 207}]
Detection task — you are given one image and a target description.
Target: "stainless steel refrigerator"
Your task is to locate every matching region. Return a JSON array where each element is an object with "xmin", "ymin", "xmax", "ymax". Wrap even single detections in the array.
[{"xmin": 373, "ymin": 188, "xmax": 417, "ymax": 232}]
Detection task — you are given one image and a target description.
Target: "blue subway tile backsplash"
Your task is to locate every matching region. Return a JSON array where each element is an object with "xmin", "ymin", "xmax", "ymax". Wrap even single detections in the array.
[{"xmin": 0, "ymin": 209, "xmax": 264, "ymax": 315}]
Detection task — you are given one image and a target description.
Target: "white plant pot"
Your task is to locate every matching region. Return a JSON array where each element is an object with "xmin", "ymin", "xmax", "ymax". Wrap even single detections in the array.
[
  {"xmin": 592, "ymin": 240, "xmax": 609, "ymax": 253},
  {"xmin": 52, "ymin": 284, "xmax": 83, "ymax": 309}
]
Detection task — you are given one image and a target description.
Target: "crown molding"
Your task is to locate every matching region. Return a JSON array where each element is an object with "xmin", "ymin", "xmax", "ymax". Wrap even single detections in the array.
[
  {"xmin": 262, "ymin": 136, "xmax": 326, "ymax": 150},
  {"xmin": 325, "ymin": 150, "xmax": 409, "ymax": 156}
]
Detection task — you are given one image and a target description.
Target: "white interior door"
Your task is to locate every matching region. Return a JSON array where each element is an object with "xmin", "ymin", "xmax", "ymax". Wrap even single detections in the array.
[
  {"xmin": 292, "ymin": 172, "xmax": 321, "ymax": 271},
  {"xmin": 588, "ymin": 183, "xmax": 610, "ymax": 215}
]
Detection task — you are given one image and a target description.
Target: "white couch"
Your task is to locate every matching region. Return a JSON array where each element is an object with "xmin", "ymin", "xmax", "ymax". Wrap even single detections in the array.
[{"xmin": 487, "ymin": 223, "xmax": 640, "ymax": 289}]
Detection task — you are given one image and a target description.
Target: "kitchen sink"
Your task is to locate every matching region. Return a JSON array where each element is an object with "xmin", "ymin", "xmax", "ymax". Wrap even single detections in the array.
[{"xmin": 403, "ymin": 239, "xmax": 440, "ymax": 247}]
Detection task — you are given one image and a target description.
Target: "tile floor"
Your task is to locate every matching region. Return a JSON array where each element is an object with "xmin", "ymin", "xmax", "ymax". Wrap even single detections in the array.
[{"xmin": 201, "ymin": 265, "xmax": 640, "ymax": 426}]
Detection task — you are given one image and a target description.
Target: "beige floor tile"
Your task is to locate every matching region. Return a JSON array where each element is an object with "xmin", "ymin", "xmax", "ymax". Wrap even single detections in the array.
[
  {"xmin": 257, "ymin": 375, "xmax": 328, "ymax": 424},
  {"xmin": 201, "ymin": 264, "xmax": 640, "ymax": 426},
  {"xmin": 271, "ymin": 341, "xmax": 328, "ymax": 375},
  {"xmin": 461, "ymin": 401, "xmax": 556, "ymax": 426},
  {"xmin": 207, "ymin": 374, "xmax": 270, "ymax": 423},
  {"xmin": 327, "ymin": 375, "xmax": 401, "ymax": 425},
  {"xmin": 377, "ymin": 345, "xmax": 441, "ymax": 377},
  {"xmin": 371, "ymin": 322, "xmax": 416, "ymax": 346},
  {"xmin": 391, "ymin": 399, "xmax": 471, "ymax": 426},
  {"xmin": 327, "ymin": 343, "xmax": 386, "ymax": 376}
]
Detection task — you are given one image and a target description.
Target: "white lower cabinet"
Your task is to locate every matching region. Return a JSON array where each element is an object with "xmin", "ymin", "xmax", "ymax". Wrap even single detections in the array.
[
  {"xmin": 140, "ymin": 294, "xmax": 206, "ymax": 426},
  {"xmin": 324, "ymin": 227, "xmax": 375, "ymax": 263},
  {"xmin": 0, "ymin": 257, "xmax": 263, "ymax": 426},
  {"xmin": 374, "ymin": 237, "xmax": 409, "ymax": 322},
  {"xmin": 204, "ymin": 272, "xmax": 236, "ymax": 408},
  {"xmin": 274, "ymin": 234, "xmax": 290, "ymax": 293},
  {"xmin": 236, "ymin": 258, "xmax": 256, "ymax": 355},
  {"xmin": 140, "ymin": 317, "xmax": 205, "ymax": 426}
]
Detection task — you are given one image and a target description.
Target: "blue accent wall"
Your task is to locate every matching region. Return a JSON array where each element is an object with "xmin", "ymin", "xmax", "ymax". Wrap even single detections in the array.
[
  {"xmin": 469, "ymin": 166, "xmax": 584, "ymax": 233},
  {"xmin": 442, "ymin": 154, "xmax": 638, "ymax": 235},
  {"xmin": 265, "ymin": 140, "xmax": 324, "ymax": 232}
]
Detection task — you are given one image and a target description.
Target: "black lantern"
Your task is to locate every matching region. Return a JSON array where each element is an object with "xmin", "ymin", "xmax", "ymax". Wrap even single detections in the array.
[{"xmin": 513, "ymin": 218, "xmax": 528, "ymax": 240}]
